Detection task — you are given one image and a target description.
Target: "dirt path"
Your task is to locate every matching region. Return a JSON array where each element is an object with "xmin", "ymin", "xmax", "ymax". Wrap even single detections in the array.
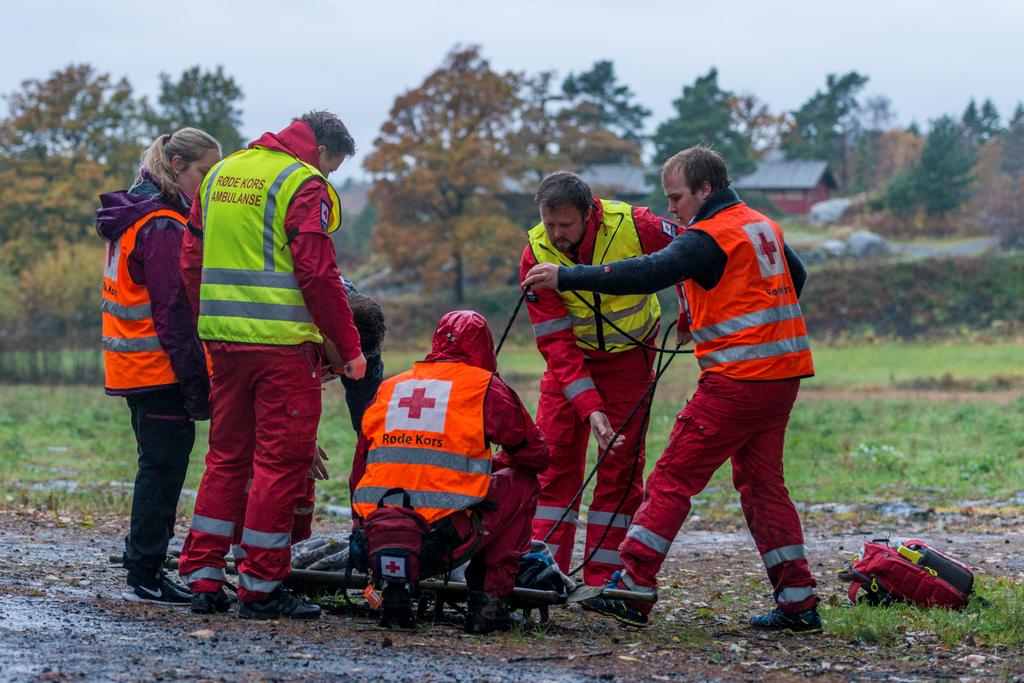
[{"xmin": 1, "ymin": 508, "xmax": 1021, "ymax": 682}]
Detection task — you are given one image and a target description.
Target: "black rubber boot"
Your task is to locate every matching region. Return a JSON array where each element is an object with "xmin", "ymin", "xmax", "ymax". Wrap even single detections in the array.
[
  {"xmin": 464, "ymin": 591, "xmax": 523, "ymax": 635},
  {"xmin": 379, "ymin": 582, "xmax": 416, "ymax": 629},
  {"xmin": 238, "ymin": 587, "xmax": 321, "ymax": 620}
]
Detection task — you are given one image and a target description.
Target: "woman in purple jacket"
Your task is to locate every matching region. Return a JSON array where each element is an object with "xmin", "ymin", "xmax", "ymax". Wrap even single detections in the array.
[{"xmin": 96, "ymin": 128, "xmax": 220, "ymax": 604}]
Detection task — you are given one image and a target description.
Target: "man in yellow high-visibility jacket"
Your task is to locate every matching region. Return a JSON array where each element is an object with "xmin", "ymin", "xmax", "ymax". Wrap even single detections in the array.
[{"xmin": 178, "ymin": 111, "xmax": 366, "ymax": 620}]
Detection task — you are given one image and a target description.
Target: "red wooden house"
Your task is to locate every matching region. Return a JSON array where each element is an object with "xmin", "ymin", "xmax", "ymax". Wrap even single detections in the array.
[{"xmin": 734, "ymin": 159, "xmax": 836, "ymax": 215}]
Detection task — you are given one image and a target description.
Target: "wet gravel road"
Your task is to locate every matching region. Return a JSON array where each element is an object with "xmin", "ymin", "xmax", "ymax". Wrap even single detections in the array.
[{"xmin": 1, "ymin": 507, "xmax": 1021, "ymax": 682}]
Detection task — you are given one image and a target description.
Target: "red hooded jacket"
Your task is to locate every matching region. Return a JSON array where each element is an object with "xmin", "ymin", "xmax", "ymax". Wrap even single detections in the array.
[
  {"xmin": 349, "ymin": 311, "xmax": 548, "ymax": 498},
  {"xmin": 180, "ymin": 120, "xmax": 361, "ymax": 361}
]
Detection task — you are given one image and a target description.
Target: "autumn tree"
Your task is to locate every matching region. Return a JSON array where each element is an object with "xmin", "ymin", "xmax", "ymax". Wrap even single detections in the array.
[
  {"xmin": 150, "ymin": 65, "xmax": 245, "ymax": 153},
  {"xmin": 0, "ymin": 64, "xmax": 150, "ymax": 270},
  {"xmin": 364, "ymin": 46, "xmax": 524, "ymax": 303}
]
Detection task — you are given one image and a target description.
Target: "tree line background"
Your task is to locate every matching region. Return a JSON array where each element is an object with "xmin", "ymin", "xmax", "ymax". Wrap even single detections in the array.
[{"xmin": 0, "ymin": 46, "xmax": 1022, "ymax": 377}]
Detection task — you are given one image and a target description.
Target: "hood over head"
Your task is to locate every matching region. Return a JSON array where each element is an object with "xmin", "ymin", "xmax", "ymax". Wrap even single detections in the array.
[
  {"xmin": 94, "ymin": 184, "xmax": 184, "ymax": 243},
  {"xmin": 424, "ymin": 310, "xmax": 497, "ymax": 373},
  {"xmin": 249, "ymin": 119, "xmax": 320, "ymax": 168}
]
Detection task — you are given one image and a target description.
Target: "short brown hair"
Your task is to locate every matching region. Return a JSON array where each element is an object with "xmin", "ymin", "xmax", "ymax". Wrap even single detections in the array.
[
  {"xmin": 661, "ymin": 145, "xmax": 731, "ymax": 194},
  {"xmin": 298, "ymin": 110, "xmax": 356, "ymax": 157},
  {"xmin": 534, "ymin": 170, "xmax": 593, "ymax": 214},
  {"xmin": 350, "ymin": 293, "xmax": 386, "ymax": 356}
]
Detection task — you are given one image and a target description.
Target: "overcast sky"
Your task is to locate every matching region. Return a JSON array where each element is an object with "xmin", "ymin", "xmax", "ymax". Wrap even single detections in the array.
[{"xmin": 4, "ymin": 0, "xmax": 1022, "ymax": 182}]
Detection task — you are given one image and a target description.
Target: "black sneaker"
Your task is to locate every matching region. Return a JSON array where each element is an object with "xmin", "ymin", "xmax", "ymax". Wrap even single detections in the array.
[
  {"xmin": 123, "ymin": 571, "xmax": 191, "ymax": 605},
  {"xmin": 749, "ymin": 606, "xmax": 823, "ymax": 634},
  {"xmin": 238, "ymin": 587, "xmax": 321, "ymax": 620},
  {"xmin": 464, "ymin": 591, "xmax": 524, "ymax": 635},
  {"xmin": 379, "ymin": 582, "xmax": 416, "ymax": 629},
  {"xmin": 579, "ymin": 572, "xmax": 650, "ymax": 627},
  {"xmin": 191, "ymin": 586, "xmax": 233, "ymax": 615}
]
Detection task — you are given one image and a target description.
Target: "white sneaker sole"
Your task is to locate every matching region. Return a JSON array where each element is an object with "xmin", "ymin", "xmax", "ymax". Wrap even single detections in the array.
[{"xmin": 121, "ymin": 589, "xmax": 191, "ymax": 606}]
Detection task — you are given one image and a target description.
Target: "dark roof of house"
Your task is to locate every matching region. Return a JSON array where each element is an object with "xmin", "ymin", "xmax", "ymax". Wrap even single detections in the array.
[
  {"xmin": 734, "ymin": 159, "xmax": 836, "ymax": 191},
  {"xmin": 503, "ymin": 164, "xmax": 658, "ymax": 195}
]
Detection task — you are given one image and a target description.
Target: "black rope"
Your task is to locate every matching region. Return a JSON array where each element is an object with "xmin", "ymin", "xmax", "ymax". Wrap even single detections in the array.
[
  {"xmin": 497, "ymin": 285, "xmax": 692, "ymax": 575},
  {"xmin": 494, "ymin": 289, "xmax": 527, "ymax": 357}
]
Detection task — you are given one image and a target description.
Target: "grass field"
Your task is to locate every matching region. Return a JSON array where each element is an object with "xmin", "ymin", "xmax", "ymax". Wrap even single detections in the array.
[
  {"xmin": 1, "ymin": 338, "xmax": 1022, "ymax": 515},
  {"xmin": 1, "ymin": 338, "xmax": 1022, "ymax": 651}
]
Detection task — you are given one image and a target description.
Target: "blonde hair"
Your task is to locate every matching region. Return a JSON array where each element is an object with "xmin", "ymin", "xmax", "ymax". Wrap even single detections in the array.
[{"xmin": 139, "ymin": 127, "xmax": 221, "ymax": 199}]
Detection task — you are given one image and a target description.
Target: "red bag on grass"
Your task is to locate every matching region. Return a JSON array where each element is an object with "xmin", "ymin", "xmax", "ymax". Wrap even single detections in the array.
[{"xmin": 838, "ymin": 539, "xmax": 975, "ymax": 609}]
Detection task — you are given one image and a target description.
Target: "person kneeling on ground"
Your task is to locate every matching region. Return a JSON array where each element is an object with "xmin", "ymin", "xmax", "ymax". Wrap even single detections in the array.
[{"xmin": 349, "ymin": 310, "xmax": 548, "ymax": 634}]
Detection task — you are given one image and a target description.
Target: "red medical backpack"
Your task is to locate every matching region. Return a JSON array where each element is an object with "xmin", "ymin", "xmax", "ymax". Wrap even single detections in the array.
[{"xmin": 838, "ymin": 539, "xmax": 975, "ymax": 609}]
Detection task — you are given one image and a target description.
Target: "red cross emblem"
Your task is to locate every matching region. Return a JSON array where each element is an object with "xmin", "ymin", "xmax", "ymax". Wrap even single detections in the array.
[
  {"xmin": 758, "ymin": 231, "xmax": 778, "ymax": 265},
  {"xmin": 385, "ymin": 560, "xmax": 401, "ymax": 574},
  {"xmin": 397, "ymin": 388, "xmax": 436, "ymax": 419}
]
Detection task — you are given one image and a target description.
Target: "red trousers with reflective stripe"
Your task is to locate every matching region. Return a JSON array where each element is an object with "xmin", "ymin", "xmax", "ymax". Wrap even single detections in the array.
[
  {"xmin": 531, "ymin": 346, "xmax": 653, "ymax": 585},
  {"xmin": 179, "ymin": 344, "xmax": 322, "ymax": 601},
  {"xmin": 231, "ymin": 476, "xmax": 316, "ymax": 561},
  {"xmin": 621, "ymin": 373, "xmax": 818, "ymax": 613}
]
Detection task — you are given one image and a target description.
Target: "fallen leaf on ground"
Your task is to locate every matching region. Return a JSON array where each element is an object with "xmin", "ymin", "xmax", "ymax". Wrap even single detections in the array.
[{"xmin": 187, "ymin": 629, "xmax": 215, "ymax": 639}]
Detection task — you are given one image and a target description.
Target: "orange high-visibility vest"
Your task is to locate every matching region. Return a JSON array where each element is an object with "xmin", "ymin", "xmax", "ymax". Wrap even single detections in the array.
[
  {"xmin": 101, "ymin": 209, "xmax": 182, "ymax": 392},
  {"xmin": 354, "ymin": 361, "xmax": 493, "ymax": 524},
  {"xmin": 683, "ymin": 203, "xmax": 815, "ymax": 380}
]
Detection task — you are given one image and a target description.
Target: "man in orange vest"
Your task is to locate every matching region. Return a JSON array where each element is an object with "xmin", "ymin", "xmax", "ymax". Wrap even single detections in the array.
[
  {"xmin": 522, "ymin": 145, "xmax": 821, "ymax": 633},
  {"xmin": 349, "ymin": 311, "xmax": 548, "ymax": 634}
]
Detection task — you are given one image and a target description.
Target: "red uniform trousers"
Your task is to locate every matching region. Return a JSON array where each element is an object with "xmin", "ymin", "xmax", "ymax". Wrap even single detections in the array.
[
  {"xmin": 230, "ymin": 476, "xmax": 317, "ymax": 562},
  {"xmin": 530, "ymin": 346, "xmax": 653, "ymax": 585},
  {"xmin": 449, "ymin": 468, "xmax": 539, "ymax": 596},
  {"xmin": 617, "ymin": 373, "xmax": 818, "ymax": 613},
  {"xmin": 178, "ymin": 343, "xmax": 322, "ymax": 602}
]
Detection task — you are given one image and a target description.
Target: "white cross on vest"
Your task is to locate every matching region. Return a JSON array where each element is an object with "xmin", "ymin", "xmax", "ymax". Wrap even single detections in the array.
[
  {"xmin": 743, "ymin": 221, "xmax": 785, "ymax": 278},
  {"xmin": 385, "ymin": 379, "xmax": 452, "ymax": 433}
]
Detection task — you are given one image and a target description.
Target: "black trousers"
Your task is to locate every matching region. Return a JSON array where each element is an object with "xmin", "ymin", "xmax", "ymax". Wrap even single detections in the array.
[{"xmin": 123, "ymin": 386, "xmax": 195, "ymax": 583}]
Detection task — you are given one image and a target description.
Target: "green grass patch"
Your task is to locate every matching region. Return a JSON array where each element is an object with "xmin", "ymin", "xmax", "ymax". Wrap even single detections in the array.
[
  {"xmin": 1, "ymin": 339, "xmax": 1022, "ymax": 514},
  {"xmin": 822, "ymin": 577, "xmax": 1024, "ymax": 648}
]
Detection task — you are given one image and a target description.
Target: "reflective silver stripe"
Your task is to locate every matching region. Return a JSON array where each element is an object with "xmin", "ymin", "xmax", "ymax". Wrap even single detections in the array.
[
  {"xmin": 587, "ymin": 548, "xmax": 623, "ymax": 566},
  {"xmin": 777, "ymin": 586, "xmax": 815, "ymax": 603},
  {"xmin": 367, "ymin": 447, "xmax": 492, "ymax": 476},
  {"xmin": 620, "ymin": 570, "xmax": 657, "ymax": 595},
  {"xmin": 201, "ymin": 158, "xmax": 229, "ymax": 227},
  {"xmin": 691, "ymin": 304, "xmax": 804, "ymax": 344},
  {"xmin": 241, "ymin": 528, "xmax": 291, "ymax": 549},
  {"xmin": 100, "ymin": 299, "xmax": 152, "ymax": 321},
  {"xmin": 200, "ymin": 299, "xmax": 313, "ymax": 323},
  {"xmin": 534, "ymin": 505, "xmax": 578, "ymax": 525},
  {"xmin": 190, "ymin": 515, "xmax": 235, "ymax": 537},
  {"xmin": 762, "ymin": 544, "xmax": 807, "ymax": 569},
  {"xmin": 532, "ymin": 316, "xmax": 573, "ymax": 338},
  {"xmin": 230, "ymin": 544, "xmax": 247, "ymax": 560},
  {"xmin": 239, "ymin": 572, "xmax": 281, "ymax": 593},
  {"xmin": 587, "ymin": 511, "xmax": 631, "ymax": 529},
  {"xmin": 294, "ymin": 505, "xmax": 315, "ymax": 516},
  {"xmin": 244, "ymin": 478, "xmax": 253, "ymax": 494},
  {"xmin": 180, "ymin": 566, "xmax": 226, "ymax": 584},
  {"xmin": 353, "ymin": 486, "xmax": 482, "ymax": 511},
  {"xmin": 546, "ymin": 543, "xmax": 560, "ymax": 557},
  {"xmin": 263, "ymin": 162, "xmax": 304, "ymax": 271},
  {"xmin": 563, "ymin": 377, "xmax": 597, "ymax": 401},
  {"xmin": 202, "ymin": 268, "xmax": 301, "ymax": 290},
  {"xmin": 625, "ymin": 525, "xmax": 672, "ymax": 555},
  {"xmin": 102, "ymin": 335, "xmax": 163, "ymax": 353},
  {"xmin": 569, "ymin": 312, "xmax": 597, "ymax": 327},
  {"xmin": 698, "ymin": 335, "xmax": 811, "ymax": 369},
  {"xmin": 575, "ymin": 317, "xmax": 658, "ymax": 348},
  {"xmin": 595, "ymin": 300, "xmax": 649, "ymax": 324}
]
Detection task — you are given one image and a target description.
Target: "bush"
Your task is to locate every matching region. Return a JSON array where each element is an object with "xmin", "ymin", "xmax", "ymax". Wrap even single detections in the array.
[{"xmin": 800, "ymin": 253, "xmax": 1024, "ymax": 339}]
